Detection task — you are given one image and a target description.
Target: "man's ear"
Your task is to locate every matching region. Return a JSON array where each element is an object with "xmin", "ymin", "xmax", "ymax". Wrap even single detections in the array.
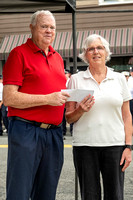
[{"xmin": 29, "ymin": 24, "xmax": 33, "ymax": 34}]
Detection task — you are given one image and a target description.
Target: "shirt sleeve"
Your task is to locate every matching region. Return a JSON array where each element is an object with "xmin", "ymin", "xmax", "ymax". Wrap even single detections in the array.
[
  {"xmin": 120, "ymin": 74, "xmax": 131, "ymax": 102},
  {"xmin": 67, "ymin": 74, "xmax": 77, "ymax": 89},
  {"xmin": 3, "ymin": 47, "xmax": 24, "ymax": 86}
]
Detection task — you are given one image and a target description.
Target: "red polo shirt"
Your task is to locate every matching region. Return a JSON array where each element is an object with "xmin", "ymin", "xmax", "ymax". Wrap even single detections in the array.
[{"xmin": 3, "ymin": 39, "xmax": 66, "ymax": 125}]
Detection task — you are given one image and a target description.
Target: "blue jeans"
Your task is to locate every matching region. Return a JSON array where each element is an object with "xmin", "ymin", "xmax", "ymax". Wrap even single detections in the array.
[
  {"xmin": 73, "ymin": 146, "xmax": 125, "ymax": 200},
  {"xmin": 6, "ymin": 119, "xmax": 64, "ymax": 200}
]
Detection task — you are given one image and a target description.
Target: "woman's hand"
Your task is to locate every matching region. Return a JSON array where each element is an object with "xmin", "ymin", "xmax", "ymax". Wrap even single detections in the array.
[
  {"xmin": 65, "ymin": 94, "xmax": 95, "ymax": 124},
  {"xmin": 120, "ymin": 148, "xmax": 132, "ymax": 172},
  {"xmin": 78, "ymin": 94, "xmax": 95, "ymax": 113}
]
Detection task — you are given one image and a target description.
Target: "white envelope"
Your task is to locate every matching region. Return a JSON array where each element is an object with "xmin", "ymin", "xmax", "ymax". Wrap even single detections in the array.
[{"xmin": 61, "ymin": 89, "xmax": 94, "ymax": 102}]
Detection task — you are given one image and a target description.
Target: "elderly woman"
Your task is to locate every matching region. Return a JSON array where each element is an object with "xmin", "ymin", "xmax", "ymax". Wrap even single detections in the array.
[{"xmin": 65, "ymin": 34, "xmax": 132, "ymax": 200}]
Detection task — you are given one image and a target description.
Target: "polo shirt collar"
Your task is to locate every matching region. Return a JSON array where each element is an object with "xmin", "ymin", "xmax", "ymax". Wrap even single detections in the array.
[
  {"xmin": 83, "ymin": 67, "xmax": 114, "ymax": 80},
  {"xmin": 106, "ymin": 67, "xmax": 115, "ymax": 79},
  {"xmin": 26, "ymin": 38, "xmax": 56, "ymax": 55}
]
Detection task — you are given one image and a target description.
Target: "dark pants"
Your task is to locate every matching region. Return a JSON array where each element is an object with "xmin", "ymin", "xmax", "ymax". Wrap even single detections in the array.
[
  {"xmin": 62, "ymin": 108, "xmax": 67, "ymax": 135},
  {"xmin": 6, "ymin": 119, "xmax": 64, "ymax": 200},
  {"xmin": 129, "ymin": 99, "xmax": 133, "ymax": 123},
  {"xmin": 62, "ymin": 108, "xmax": 73, "ymax": 135},
  {"xmin": 1, "ymin": 104, "xmax": 8, "ymax": 131},
  {"xmin": 0, "ymin": 106, "xmax": 2, "ymax": 134},
  {"xmin": 73, "ymin": 146, "xmax": 125, "ymax": 200}
]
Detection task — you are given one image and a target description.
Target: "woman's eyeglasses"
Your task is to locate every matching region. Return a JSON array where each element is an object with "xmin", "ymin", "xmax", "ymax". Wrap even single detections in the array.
[{"xmin": 86, "ymin": 46, "xmax": 105, "ymax": 53}]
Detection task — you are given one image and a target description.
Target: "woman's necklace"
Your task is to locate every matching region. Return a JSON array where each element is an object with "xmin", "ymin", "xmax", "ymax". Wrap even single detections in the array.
[{"xmin": 90, "ymin": 67, "xmax": 107, "ymax": 84}]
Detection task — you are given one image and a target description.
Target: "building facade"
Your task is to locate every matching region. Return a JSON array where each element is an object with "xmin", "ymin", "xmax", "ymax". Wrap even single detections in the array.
[{"xmin": 0, "ymin": 0, "xmax": 133, "ymax": 73}]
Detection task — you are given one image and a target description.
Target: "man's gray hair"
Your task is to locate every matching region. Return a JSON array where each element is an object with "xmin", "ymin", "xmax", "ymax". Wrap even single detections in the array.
[
  {"xmin": 79, "ymin": 34, "xmax": 112, "ymax": 64},
  {"xmin": 30, "ymin": 10, "xmax": 56, "ymax": 26}
]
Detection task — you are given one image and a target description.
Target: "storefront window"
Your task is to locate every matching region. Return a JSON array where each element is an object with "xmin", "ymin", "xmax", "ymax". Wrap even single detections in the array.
[{"xmin": 99, "ymin": 0, "xmax": 133, "ymax": 4}]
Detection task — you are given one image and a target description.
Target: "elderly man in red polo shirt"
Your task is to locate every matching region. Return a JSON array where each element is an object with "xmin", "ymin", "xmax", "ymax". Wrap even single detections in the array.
[{"xmin": 3, "ymin": 10, "xmax": 69, "ymax": 200}]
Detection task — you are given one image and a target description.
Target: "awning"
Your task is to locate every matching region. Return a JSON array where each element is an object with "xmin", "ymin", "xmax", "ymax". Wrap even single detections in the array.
[
  {"xmin": 0, "ymin": 27, "xmax": 133, "ymax": 61},
  {"xmin": 0, "ymin": 0, "xmax": 75, "ymax": 13}
]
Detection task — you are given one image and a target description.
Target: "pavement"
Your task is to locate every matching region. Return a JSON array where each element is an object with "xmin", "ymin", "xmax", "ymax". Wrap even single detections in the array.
[{"xmin": 0, "ymin": 130, "xmax": 133, "ymax": 200}]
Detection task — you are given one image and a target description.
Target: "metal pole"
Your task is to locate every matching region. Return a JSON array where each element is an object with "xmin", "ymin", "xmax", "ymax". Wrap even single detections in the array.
[
  {"xmin": 72, "ymin": 10, "xmax": 77, "ymax": 74},
  {"xmin": 72, "ymin": 9, "xmax": 78, "ymax": 200}
]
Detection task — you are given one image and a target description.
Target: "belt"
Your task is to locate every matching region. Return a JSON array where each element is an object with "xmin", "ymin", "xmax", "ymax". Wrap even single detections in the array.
[{"xmin": 9, "ymin": 116, "xmax": 62, "ymax": 129}]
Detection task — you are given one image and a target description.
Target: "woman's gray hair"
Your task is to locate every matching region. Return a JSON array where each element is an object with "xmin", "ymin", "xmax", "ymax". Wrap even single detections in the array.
[
  {"xmin": 79, "ymin": 34, "xmax": 112, "ymax": 64},
  {"xmin": 30, "ymin": 10, "xmax": 56, "ymax": 26}
]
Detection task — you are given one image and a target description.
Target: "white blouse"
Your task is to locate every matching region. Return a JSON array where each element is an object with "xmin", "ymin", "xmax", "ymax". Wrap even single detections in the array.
[{"xmin": 67, "ymin": 67, "xmax": 131, "ymax": 147}]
